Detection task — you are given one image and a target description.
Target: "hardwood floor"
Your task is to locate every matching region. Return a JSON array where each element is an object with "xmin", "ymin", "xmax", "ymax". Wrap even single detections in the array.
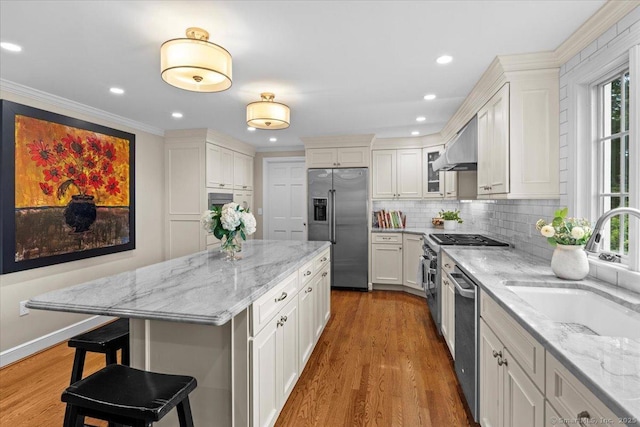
[
  {"xmin": 0, "ymin": 291, "xmax": 476, "ymax": 427},
  {"xmin": 276, "ymin": 290, "xmax": 476, "ymax": 427}
]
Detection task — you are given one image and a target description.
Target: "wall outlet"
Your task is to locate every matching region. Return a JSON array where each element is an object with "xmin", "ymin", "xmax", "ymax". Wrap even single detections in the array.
[{"xmin": 19, "ymin": 300, "xmax": 29, "ymax": 316}]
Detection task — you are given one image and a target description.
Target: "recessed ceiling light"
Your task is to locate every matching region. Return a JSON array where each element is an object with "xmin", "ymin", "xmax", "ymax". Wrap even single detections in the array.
[
  {"xmin": 172, "ymin": 112, "xmax": 183, "ymax": 118},
  {"xmin": 416, "ymin": 116, "xmax": 426, "ymax": 122},
  {"xmin": 269, "ymin": 137, "xmax": 277, "ymax": 142},
  {"xmin": 423, "ymin": 94, "xmax": 436, "ymax": 101},
  {"xmin": 436, "ymin": 55, "xmax": 453, "ymax": 65},
  {"xmin": 109, "ymin": 87, "xmax": 125, "ymax": 95},
  {"xmin": 1, "ymin": 42, "xmax": 22, "ymax": 52},
  {"xmin": 247, "ymin": 127, "xmax": 256, "ymax": 132},
  {"xmin": 411, "ymin": 131, "xmax": 420, "ymax": 136}
]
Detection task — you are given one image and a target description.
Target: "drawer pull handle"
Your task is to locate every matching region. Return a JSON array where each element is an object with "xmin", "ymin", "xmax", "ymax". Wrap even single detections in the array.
[
  {"xmin": 306, "ymin": 287, "xmax": 313, "ymax": 293},
  {"xmin": 577, "ymin": 411, "xmax": 590, "ymax": 427},
  {"xmin": 275, "ymin": 292, "xmax": 288, "ymax": 302},
  {"xmin": 304, "ymin": 270, "xmax": 312, "ymax": 276},
  {"xmin": 492, "ymin": 350, "xmax": 502, "ymax": 358},
  {"xmin": 322, "ymin": 272, "xmax": 328, "ymax": 277},
  {"xmin": 497, "ymin": 357, "xmax": 508, "ymax": 367},
  {"xmin": 220, "ymin": 184, "xmax": 225, "ymax": 187},
  {"xmin": 242, "ymin": 185, "xmax": 247, "ymax": 189}
]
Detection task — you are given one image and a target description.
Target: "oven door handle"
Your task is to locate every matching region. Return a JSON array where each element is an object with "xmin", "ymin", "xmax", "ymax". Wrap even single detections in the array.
[{"xmin": 452, "ymin": 277, "xmax": 476, "ymax": 299}]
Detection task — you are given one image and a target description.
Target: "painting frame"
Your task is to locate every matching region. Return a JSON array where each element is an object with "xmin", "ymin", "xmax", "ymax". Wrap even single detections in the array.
[{"xmin": 1, "ymin": 100, "xmax": 136, "ymax": 274}]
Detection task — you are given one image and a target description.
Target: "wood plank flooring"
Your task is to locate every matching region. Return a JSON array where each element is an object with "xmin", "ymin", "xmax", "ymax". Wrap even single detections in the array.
[
  {"xmin": 276, "ymin": 290, "xmax": 476, "ymax": 427},
  {"xmin": 0, "ymin": 290, "xmax": 476, "ymax": 426}
]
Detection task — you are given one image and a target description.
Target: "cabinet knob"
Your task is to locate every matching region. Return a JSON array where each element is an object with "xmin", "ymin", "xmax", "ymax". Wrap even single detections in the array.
[
  {"xmin": 322, "ymin": 272, "xmax": 328, "ymax": 277},
  {"xmin": 399, "ymin": 247, "xmax": 402, "ymax": 251},
  {"xmin": 242, "ymin": 185, "xmax": 247, "ymax": 189},
  {"xmin": 306, "ymin": 287, "xmax": 313, "ymax": 293},
  {"xmin": 444, "ymin": 263, "xmax": 451, "ymax": 268},
  {"xmin": 274, "ymin": 292, "xmax": 288, "ymax": 302},
  {"xmin": 577, "ymin": 411, "xmax": 591, "ymax": 427},
  {"xmin": 492, "ymin": 350, "xmax": 502, "ymax": 358},
  {"xmin": 304, "ymin": 270, "xmax": 312, "ymax": 276},
  {"xmin": 320, "ymin": 257, "xmax": 327, "ymax": 262},
  {"xmin": 497, "ymin": 357, "xmax": 508, "ymax": 367},
  {"xmin": 220, "ymin": 183, "xmax": 225, "ymax": 187},
  {"xmin": 333, "ymin": 163, "xmax": 337, "ymax": 166},
  {"xmin": 337, "ymin": 163, "xmax": 341, "ymax": 166}
]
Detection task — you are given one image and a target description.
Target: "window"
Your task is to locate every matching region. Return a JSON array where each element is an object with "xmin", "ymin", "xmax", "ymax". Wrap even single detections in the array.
[{"xmin": 597, "ymin": 71, "xmax": 630, "ymax": 259}]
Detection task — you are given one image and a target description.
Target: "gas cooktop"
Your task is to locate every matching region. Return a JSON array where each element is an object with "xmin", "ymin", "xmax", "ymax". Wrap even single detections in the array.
[{"xmin": 429, "ymin": 233, "xmax": 509, "ymax": 247}]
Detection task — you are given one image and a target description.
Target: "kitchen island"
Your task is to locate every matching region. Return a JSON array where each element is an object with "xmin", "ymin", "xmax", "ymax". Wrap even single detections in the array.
[{"xmin": 28, "ymin": 240, "xmax": 332, "ymax": 427}]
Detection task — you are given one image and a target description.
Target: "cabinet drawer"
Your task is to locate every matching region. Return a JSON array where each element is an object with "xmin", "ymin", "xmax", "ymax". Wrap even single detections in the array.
[
  {"xmin": 481, "ymin": 292, "xmax": 545, "ymax": 390},
  {"xmin": 314, "ymin": 249, "xmax": 330, "ymax": 272},
  {"xmin": 372, "ymin": 233, "xmax": 402, "ymax": 244},
  {"xmin": 441, "ymin": 251, "xmax": 455, "ymax": 273},
  {"xmin": 545, "ymin": 352, "xmax": 617, "ymax": 427},
  {"xmin": 299, "ymin": 259, "xmax": 315, "ymax": 286},
  {"xmin": 251, "ymin": 272, "xmax": 298, "ymax": 335}
]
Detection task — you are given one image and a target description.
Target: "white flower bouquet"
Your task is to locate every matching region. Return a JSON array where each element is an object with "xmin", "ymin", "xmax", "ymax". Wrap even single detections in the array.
[
  {"xmin": 535, "ymin": 207, "xmax": 592, "ymax": 246},
  {"xmin": 202, "ymin": 203, "xmax": 256, "ymax": 257}
]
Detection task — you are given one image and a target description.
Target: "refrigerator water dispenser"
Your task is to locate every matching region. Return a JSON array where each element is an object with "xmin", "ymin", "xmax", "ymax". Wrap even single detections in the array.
[{"xmin": 313, "ymin": 198, "xmax": 327, "ymax": 221}]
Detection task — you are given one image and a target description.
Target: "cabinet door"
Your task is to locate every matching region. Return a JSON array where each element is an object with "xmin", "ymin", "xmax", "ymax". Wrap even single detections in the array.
[
  {"xmin": 245, "ymin": 156, "xmax": 254, "ymax": 190},
  {"xmin": 446, "ymin": 276, "xmax": 456, "ymax": 356},
  {"xmin": 440, "ymin": 273, "xmax": 450, "ymax": 342},
  {"xmin": 221, "ymin": 147, "xmax": 234, "ymax": 188},
  {"xmin": 371, "ymin": 244, "xmax": 403, "ymax": 284},
  {"xmin": 251, "ymin": 318, "xmax": 279, "ymax": 427},
  {"xmin": 306, "ymin": 148, "xmax": 338, "ymax": 168},
  {"xmin": 444, "ymin": 171, "xmax": 457, "ymax": 199},
  {"xmin": 234, "ymin": 152, "xmax": 246, "ymax": 189},
  {"xmin": 298, "ymin": 275, "xmax": 316, "ymax": 368},
  {"xmin": 320, "ymin": 266, "xmax": 331, "ymax": 325},
  {"xmin": 480, "ymin": 320, "xmax": 503, "ymax": 427},
  {"xmin": 372, "ymin": 150, "xmax": 397, "ymax": 199},
  {"xmin": 478, "ymin": 84, "xmax": 510, "ymax": 196},
  {"xmin": 337, "ymin": 147, "xmax": 369, "ymax": 167},
  {"xmin": 402, "ymin": 233, "xmax": 424, "ymax": 290},
  {"xmin": 206, "ymin": 143, "xmax": 223, "ymax": 188},
  {"xmin": 279, "ymin": 297, "xmax": 299, "ymax": 402},
  {"xmin": 423, "ymin": 146, "xmax": 444, "ymax": 198},
  {"xmin": 396, "ymin": 149, "xmax": 422, "ymax": 198},
  {"xmin": 477, "ymin": 108, "xmax": 491, "ymax": 195},
  {"xmin": 502, "ymin": 348, "xmax": 544, "ymax": 427}
]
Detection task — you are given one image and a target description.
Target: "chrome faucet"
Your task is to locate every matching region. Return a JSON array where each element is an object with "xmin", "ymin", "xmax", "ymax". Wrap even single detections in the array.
[{"xmin": 584, "ymin": 207, "xmax": 640, "ymax": 253}]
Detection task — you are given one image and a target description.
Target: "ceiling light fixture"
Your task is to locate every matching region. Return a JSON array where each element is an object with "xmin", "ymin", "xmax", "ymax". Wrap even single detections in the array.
[
  {"xmin": 1, "ymin": 42, "xmax": 22, "ymax": 52},
  {"xmin": 161, "ymin": 27, "xmax": 232, "ymax": 92},
  {"xmin": 436, "ymin": 55, "xmax": 453, "ymax": 64},
  {"xmin": 269, "ymin": 137, "xmax": 277, "ymax": 142},
  {"xmin": 172, "ymin": 112, "xmax": 183, "ymax": 118},
  {"xmin": 109, "ymin": 87, "xmax": 125, "ymax": 95},
  {"xmin": 411, "ymin": 131, "xmax": 420, "ymax": 136},
  {"xmin": 246, "ymin": 93, "xmax": 291, "ymax": 130},
  {"xmin": 247, "ymin": 127, "xmax": 256, "ymax": 132},
  {"xmin": 416, "ymin": 116, "xmax": 426, "ymax": 122},
  {"xmin": 423, "ymin": 94, "xmax": 436, "ymax": 100}
]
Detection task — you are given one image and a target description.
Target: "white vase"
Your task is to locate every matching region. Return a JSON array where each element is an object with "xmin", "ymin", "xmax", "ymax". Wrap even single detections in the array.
[
  {"xmin": 443, "ymin": 220, "xmax": 457, "ymax": 230},
  {"xmin": 550, "ymin": 244, "xmax": 589, "ymax": 280}
]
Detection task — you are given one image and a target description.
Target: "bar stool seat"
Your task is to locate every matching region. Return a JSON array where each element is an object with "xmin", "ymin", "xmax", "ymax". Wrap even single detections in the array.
[
  {"xmin": 68, "ymin": 318, "xmax": 129, "ymax": 384},
  {"xmin": 62, "ymin": 364, "xmax": 197, "ymax": 427}
]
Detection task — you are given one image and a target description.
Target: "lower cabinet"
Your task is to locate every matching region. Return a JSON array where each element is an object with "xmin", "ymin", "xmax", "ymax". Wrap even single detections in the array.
[
  {"xmin": 402, "ymin": 233, "xmax": 424, "ymax": 290},
  {"xmin": 441, "ymin": 269, "xmax": 455, "ymax": 357},
  {"xmin": 371, "ymin": 242, "xmax": 403, "ymax": 285},
  {"xmin": 250, "ymin": 249, "xmax": 331, "ymax": 427}
]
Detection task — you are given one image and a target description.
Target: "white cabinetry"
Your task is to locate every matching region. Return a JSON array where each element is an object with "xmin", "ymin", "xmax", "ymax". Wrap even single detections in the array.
[
  {"xmin": 477, "ymin": 69, "xmax": 559, "ymax": 199},
  {"xmin": 206, "ymin": 143, "xmax": 234, "ymax": 190},
  {"xmin": 234, "ymin": 152, "xmax": 254, "ymax": 190},
  {"xmin": 402, "ymin": 233, "xmax": 423, "ymax": 290},
  {"xmin": 306, "ymin": 147, "xmax": 370, "ymax": 168},
  {"xmin": 371, "ymin": 233, "xmax": 403, "ymax": 284},
  {"xmin": 440, "ymin": 267, "xmax": 455, "ymax": 357},
  {"xmin": 423, "ymin": 145, "xmax": 444, "ymax": 198},
  {"xmin": 372, "ymin": 149, "xmax": 422, "ymax": 199}
]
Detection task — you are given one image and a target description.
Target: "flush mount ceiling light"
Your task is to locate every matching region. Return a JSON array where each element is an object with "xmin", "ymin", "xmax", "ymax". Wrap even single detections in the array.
[
  {"xmin": 436, "ymin": 55, "xmax": 453, "ymax": 64},
  {"xmin": 416, "ymin": 116, "xmax": 426, "ymax": 122},
  {"xmin": 246, "ymin": 93, "xmax": 290, "ymax": 130},
  {"xmin": 423, "ymin": 94, "xmax": 436, "ymax": 100},
  {"xmin": 1, "ymin": 42, "xmax": 22, "ymax": 52},
  {"xmin": 160, "ymin": 27, "xmax": 232, "ymax": 92},
  {"xmin": 109, "ymin": 87, "xmax": 125, "ymax": 95}
]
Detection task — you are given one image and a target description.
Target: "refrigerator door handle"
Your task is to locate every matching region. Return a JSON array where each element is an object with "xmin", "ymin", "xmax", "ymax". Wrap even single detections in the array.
[
  {"xmin": 327, "ymin": 189, "xmax": 333, "ymax": 243},
  {"xmin": 331, "ymin": 189, "xmax": 337, "ymax": 244}
]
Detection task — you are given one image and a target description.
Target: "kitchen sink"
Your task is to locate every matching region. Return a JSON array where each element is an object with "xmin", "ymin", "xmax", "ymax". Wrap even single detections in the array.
[{"xmin": 505, "ymin": 284, "xmax": 640, "ymax": 339}]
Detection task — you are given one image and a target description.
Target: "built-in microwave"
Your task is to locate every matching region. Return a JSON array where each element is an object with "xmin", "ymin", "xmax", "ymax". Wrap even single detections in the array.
[{"xmin": 208, "ymin": 192, "xmax": 233, "ymax": 210}]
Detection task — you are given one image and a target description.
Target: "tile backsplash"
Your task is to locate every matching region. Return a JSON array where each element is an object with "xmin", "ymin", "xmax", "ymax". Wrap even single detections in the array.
[{"xmin": 373, "ymin": 199, "xmax": 561, "ymax": 260}]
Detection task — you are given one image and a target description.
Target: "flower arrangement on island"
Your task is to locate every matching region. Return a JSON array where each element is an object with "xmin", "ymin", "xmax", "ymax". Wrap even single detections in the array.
[
  {"xmin": 535, "ymin": 207, "xmax": 592, "ymax": 246},
  {"xmin": 202, "ymin": 203, "xmax": 256, "ymax": 259}
]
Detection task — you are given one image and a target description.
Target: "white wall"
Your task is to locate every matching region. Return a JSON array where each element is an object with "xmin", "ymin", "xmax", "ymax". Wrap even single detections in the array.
[{"xmin": 0, "ymin": 90, "xmax": 165, "ymax": 356}]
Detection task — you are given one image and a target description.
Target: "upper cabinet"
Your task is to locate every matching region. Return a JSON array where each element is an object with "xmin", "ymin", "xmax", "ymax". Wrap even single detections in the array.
[
  {"xmin": 423, "ymin": 145, "xmax": 444, "ymax": 198},
  {"xmin": 233, "ymin": 152, "xmax": 254, "ymax": 190},
  {"xmin": 306, "ymin": 147, "xmax": 370, "ymax": 168},
  {"xmin": 372, "ymin": 149, "xmax": 422, "ymax": 199},
  {"xmin": 477, "ymin": 69, "xmax": 559, "ymax": 199},
  {"xmin": 206, "ymin": 144, "xmax": 234, "ymax": 189}
]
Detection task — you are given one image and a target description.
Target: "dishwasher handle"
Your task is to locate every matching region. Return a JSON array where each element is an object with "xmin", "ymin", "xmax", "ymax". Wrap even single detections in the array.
[{"xmin": 450, "ymin": 273, "xmax": 476, "ymax": 299}]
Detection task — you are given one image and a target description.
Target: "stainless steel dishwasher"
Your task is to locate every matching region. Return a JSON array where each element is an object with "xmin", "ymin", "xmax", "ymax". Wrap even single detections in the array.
[{"xmin": 447, "ymin": 266, "xmax": 479, "ymax": 421}]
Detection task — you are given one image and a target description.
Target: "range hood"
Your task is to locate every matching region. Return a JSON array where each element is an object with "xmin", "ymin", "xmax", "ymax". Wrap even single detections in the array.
[{"xmin": 432, "ymin": 116, "xmax": 478, "ymax": 171}]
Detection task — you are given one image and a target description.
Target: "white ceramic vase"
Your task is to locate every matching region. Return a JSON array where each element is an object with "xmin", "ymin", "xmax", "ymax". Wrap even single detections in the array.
[
  {"xmin": 443, "ymin": 220, "xmax": 457, "ymax": 231},
  {"xmin": 550, "ymin": 244, "xmax": 589, "ymax": 280}
]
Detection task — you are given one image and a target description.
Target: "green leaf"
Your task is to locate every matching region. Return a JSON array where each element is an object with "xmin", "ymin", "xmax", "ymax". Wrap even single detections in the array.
[
  {"xmin": 240, "ymin": 229, "xmax": 246, "ymax": 240},
  {"xmin": 554, "ymin": 207, "xmax": 568, "ymax": 219},
  {"xmin": 547, "ymin": 237, "xmax": 557, "ymax": 247},
  {"xmin": 552, "ymin": 217, "xmax": 563, "ymax": 227},
  {"xmin": 213, "ymin": 227, "xmax": 225, "ymax": 240}
]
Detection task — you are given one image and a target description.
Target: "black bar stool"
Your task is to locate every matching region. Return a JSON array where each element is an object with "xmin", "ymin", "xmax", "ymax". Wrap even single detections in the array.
[
  {"xmin": 67, "ymin": 318, "xmax": 130, "ymax": 385},
  {"xmin": 62, "ymin": 364, "xmax": 197, "ymax": 427}
]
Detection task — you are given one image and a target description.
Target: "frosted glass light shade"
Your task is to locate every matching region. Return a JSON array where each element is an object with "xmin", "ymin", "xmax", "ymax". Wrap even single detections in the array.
[
  {"xmin": 246, "ymin": 93, "xmax": 290, "ymax": 130},
  {"xmin": 161, "ymin": 28, "xmax": 232, "ymax": 92}
]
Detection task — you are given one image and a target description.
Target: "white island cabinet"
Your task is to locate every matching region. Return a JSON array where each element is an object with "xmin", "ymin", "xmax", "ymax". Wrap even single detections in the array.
[{"xmin": 27, "ymin": 240, "xmax": 332, "ymax": 427}]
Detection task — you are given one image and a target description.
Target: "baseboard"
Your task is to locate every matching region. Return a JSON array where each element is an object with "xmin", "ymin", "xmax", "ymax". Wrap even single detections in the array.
[
  {"xmin": 372, "ymin": 284, "xmax": 427, "ymax": 298},
  {"xmin": 0, "ymin": 315, "xmax": 114, "ymax": 368}
]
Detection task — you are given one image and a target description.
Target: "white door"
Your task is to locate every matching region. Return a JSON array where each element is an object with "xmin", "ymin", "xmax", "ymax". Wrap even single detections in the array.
[{"xmin": 265, "ymin": 159, "xmax": 306, "ymax": 240}]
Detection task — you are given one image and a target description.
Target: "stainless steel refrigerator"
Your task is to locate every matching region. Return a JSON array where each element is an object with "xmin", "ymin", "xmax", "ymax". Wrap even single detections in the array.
[{"xmin": 308, "ymin": 168, "xmax": 368, "ymax": 290}]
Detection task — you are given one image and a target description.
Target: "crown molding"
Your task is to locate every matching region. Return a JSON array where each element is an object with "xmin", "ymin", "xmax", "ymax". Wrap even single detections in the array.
[
  {"xmin": 0, "ymin": 79, "xmax": 164, "ymax": 136},
  {"xmin": 206, "ymin": 129, "xmax": 256, "ymax": 156},
  {"xmin": 300, "ymin": 133, "xmax": 375, "ymax": 148},
  {"xmin": 255, "ymin": 145, "xmax": 305, "ymax": 153},
  {"xmin": 555, "ymin": 0, "xmax": 640, "ymax": 65}
]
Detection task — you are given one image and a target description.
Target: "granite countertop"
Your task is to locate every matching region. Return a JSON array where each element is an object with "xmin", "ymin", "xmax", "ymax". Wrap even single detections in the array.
[
  {"xmin": 443, "ymin": 247, "xmax": 640, "ymax": 419},
  {"xmin": 27, "ymin": 240, "xmax": 331, "ymax": 326},
  {"xmin": 371, "ymin": 227, "xmax": 428, "ymax": 235}
]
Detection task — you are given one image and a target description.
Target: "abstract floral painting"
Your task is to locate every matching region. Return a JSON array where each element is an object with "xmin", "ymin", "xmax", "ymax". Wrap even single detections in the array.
[{"xmin": 1, "ymin": 100, "xmax": 135, "ymax": 273}]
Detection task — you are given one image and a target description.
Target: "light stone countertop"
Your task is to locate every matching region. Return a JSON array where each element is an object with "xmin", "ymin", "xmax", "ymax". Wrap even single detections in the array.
[
  {"xmin": 27, "ymin": 240, "xmax": 331, "ymax": 326},
  {"xmin": 443, "ymin": 247, "xmax": 640, "ymax": 420}
]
